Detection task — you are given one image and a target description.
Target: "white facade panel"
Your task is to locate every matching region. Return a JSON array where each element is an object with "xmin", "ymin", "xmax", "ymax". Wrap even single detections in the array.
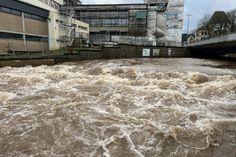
[{"xmin": 146, "ymin": 0, "xmax": 184, "ymax": 45}]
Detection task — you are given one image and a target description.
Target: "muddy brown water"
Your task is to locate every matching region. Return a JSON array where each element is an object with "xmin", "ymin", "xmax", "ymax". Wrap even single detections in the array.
[{"xmin": 0, "ymin": 58, "xmax": 236, "ymax": 157}]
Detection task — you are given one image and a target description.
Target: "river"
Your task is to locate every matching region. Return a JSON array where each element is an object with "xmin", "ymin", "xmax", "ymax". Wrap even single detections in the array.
[{"xmin": 0, "ymin": 58, "xmax": 236, "ymax": 157}]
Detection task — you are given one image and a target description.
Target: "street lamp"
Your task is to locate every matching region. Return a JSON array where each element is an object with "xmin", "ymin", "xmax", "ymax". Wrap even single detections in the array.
[
  {"xmin": 155, "ymin": 0, "xmax": 158, "ymax": 46},
  {"xmin": 186, "ymin": 14, "xmax": 191, "ymax": 46}
]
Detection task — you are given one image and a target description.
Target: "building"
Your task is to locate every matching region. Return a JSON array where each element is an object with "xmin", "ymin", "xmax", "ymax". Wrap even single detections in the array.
[
  {"xmin": 208, "ymin": 11, "xmax": 231, "ymax": 37},
  {"xmin": 61, "ymin": 0, "xmax": 184, "ymax": 46},
  {"xmin": 72, "ymin": 3, "xmax": 150, "ymax": 45},
  {"xmin": 0, "ymin": 0, "xmax": 89, "ymax": 54},
  {"xmin": 187, "ymin": 26, "xmax": 209, "ymax": 43},
  {"xmin": 188, "ymin": 11, "xmax": 232, "ymax": 43}
]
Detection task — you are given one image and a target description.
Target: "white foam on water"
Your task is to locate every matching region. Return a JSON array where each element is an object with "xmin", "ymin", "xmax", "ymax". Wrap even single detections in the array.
[{"xmin": 0, "ymin": 58, "xmax": 235, "ymax": 157}]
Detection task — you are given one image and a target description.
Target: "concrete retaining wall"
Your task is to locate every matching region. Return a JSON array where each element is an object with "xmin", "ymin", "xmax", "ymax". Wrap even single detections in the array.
[
  {"xmin": 0, "ymin": 39, "xmax": 48, "ymax": 53},
  {"xmin": 0, "ymin": 45, "xmax": 189, "ymax": 67},
  {"xmin": 73, "ymin": 45, "xmax": 189, "ymax": 60}
]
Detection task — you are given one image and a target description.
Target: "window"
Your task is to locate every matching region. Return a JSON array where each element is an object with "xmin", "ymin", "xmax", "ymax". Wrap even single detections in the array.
[
  {"xmin": 32, "ymin": 15, "xmax": 45, "ymax": 21},
  {"xmin": 89, "ymin": 12, "xmax": 99, "ymax": 17},
  {"xmin": 26, "ymin": 35, "xmax": 48, "ymax": 42},
  {"xmin": 100, "ymin": 11, "xmax": 109, "ymax": 18},
  {"xmin": 11, "ymin": 9, "xmax": 21, "ymax": 16},
  {"xmin": 24, "ymin": 13, "xmax": 32, "ymax": 18},
  {"xmin": 0, "ymin": 32, "xmax": 23, "ymax": 40},
  {"xmin": 0, "ymin": 7, "xmax": 21, "ymax": 16},
  {"xmin": 121, "ymin": 19, "xmax": 128, "ymax": 26},
  {"xmin": 119, "ymin": 12, "xmax": 128, "ymax": 18},
  {"xmin": 1, "ymin": 7, "xmax": 11, "ymax": 14},
  {"xmin": 80, "ymin": 12, "xmax": 90, "ymax": 18},
  {"xmin": 102, "ymin": 19, "xmax": 110, "ymax": 27},
  {"xmin": 90, "ymin": 19, "xmax": 101, "ymax": 26},
  {"xmin": 24, "ymin": 13, "xmax": 46, "ymax": 22},
  {"xmin": 109, "ymin": 12, "xmax": 118, "ymax": 18}
]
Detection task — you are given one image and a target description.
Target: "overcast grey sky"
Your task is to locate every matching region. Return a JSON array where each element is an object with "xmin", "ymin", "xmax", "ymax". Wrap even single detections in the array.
[
  {"xmin": 183, "ymin": 0, "xmax": 236, "ymax": 33},
  {"xmin": 82, "ymin": 0, "xmax": 236, "ymax": 33}
]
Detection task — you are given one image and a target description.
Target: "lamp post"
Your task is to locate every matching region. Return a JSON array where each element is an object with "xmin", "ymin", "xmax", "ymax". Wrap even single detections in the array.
[
  {"xmin": 155, "ymin": 0, "xmax": 158, "ymax": 46},
  {"xmin": 186, "ymin": 14, "xmax": 191, "ymax": 46}
]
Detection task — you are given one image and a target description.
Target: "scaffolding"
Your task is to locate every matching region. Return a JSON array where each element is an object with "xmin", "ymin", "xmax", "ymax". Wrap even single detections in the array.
[
  {"xmin": 58, "ymin": 0, "xmax": 82, "ymax": 47},
  {"xmin": 59, "ymin": 10, "xmax": 76, "ymax": 47},
  {"xmin": 59, "ymin": 1, "xmax": 184, "ymax": 46}
]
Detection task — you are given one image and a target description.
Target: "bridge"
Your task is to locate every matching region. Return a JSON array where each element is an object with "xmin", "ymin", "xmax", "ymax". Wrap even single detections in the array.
[{"xmin": 188, "ymin": 33, "xmax": 236, "ymax": 57}]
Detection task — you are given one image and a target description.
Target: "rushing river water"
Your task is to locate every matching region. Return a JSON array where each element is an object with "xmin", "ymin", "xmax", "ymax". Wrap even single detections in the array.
[{"xmin": 0, "ymin": 58, "xmax": 236, "ymax": 157}]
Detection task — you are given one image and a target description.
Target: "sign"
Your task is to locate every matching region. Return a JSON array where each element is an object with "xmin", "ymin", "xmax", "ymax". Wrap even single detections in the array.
[
  {"xmin": 142, "ymin": 49, "xmax": 150, "ymax": 57},
  {"xmin": 166, "ymin": 13, "xmax": 178, "ymax": 20},
  {"xmin": 168, "ymin": 48, "xmax": 172, "ymax": 56},
  {"xmin": 153, "ymin": 49, "xmax": 160, "ymax": 57}
]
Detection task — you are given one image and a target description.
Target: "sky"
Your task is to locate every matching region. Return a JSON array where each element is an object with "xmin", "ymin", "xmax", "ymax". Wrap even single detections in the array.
[{"xmin": 82, "ymin": 0, "xmax": 236, "ymax": 33}]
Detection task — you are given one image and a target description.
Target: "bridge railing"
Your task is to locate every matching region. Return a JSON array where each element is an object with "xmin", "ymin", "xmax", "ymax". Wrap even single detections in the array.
[
  {"xmin": 188, "ymin": 32, "xmax": 236, "ymax": 47},
  {"xmin": 111, "ymin": 35, "xmax": 183, "ymax": 47}
]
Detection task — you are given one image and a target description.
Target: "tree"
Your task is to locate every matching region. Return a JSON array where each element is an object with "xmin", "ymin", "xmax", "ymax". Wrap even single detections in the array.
[
  {"xmin": 227, "ymin": 9, "xmax": 236, "ymax": 32},
  {"xmin": 197, "ymin": 14, "xmax": 211, "ymax": 28}
]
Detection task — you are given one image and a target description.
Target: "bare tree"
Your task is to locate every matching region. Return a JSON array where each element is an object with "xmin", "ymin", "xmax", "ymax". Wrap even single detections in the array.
[
  {"xmin": 227, "ymin": 9, "xmax": 236, "ymax": 32},
  {"xmin": 197, "ymin": 14, "xmax": 211, "ymax": 28}
]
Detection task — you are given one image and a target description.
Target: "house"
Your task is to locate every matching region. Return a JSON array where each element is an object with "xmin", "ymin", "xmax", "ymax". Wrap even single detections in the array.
[
  {"xmin": 208, "ymin": 11, "xmax": 231, "ymax": 37},
  {"xmin": 187, "ymin": 26, "xmax": 209, "ymax": 43}
]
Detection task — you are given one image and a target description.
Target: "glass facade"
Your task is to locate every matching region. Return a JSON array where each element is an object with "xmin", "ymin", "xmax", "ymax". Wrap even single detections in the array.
[
  {"xmin": 74, "ymin": 4, "xmax": 148, "ymax": 44},
  {"xmin": 78, "ymin": 8, "xmax": 147, "ymax": 36},
  {"xmin": 79, "ymin": 10, "xmax": 130, "ymax": 28}
]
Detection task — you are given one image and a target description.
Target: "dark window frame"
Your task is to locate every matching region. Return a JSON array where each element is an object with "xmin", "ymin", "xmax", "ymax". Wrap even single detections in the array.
[
  {"xmin": 25, "ymin": 35, "xmax": 48, "ymax": 42},
  {"xmin": 24, "ymin": 12, "xmax": 47, "ymax": 22},
  {"xmin": 11, "ymin": 9, "xmax": 21, "ymax": 16},
  {"xmin": 0, "ymin": 32, "xmax": 23, "ymax": 40},
  {"xmin": 0, "ymin": 6, "xmax": 11, "ymax": 14},
  {"xmin": 0, "ymin": 6, "xmax": 21, "ymax": 16}
]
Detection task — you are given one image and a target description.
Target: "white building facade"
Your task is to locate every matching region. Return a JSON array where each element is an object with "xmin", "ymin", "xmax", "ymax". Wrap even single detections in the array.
[
  {"xmin": 18, "ymin": 0, "xmax": 89, "ymax": 50},
  {"xmin": 145, "ymin": 0, "xmax": 184, "ymax": 45}
]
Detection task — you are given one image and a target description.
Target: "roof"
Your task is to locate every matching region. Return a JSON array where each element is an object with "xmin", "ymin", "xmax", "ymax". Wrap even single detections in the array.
[{"xmin": 208, "ymin": 11, "xmax": 231, "ymax": 25}]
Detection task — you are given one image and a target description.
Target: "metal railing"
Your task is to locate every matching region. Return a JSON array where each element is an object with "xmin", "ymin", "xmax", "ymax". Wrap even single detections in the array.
[{"xmin": 111, "ymin": 35, "xmax": 183, "ymax": 47}]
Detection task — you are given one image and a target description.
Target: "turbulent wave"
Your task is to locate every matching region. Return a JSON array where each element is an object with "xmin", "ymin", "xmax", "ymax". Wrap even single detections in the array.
[{"xmin": 0, "ymin": 59, "xmax": 235, "ymax": 157}]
